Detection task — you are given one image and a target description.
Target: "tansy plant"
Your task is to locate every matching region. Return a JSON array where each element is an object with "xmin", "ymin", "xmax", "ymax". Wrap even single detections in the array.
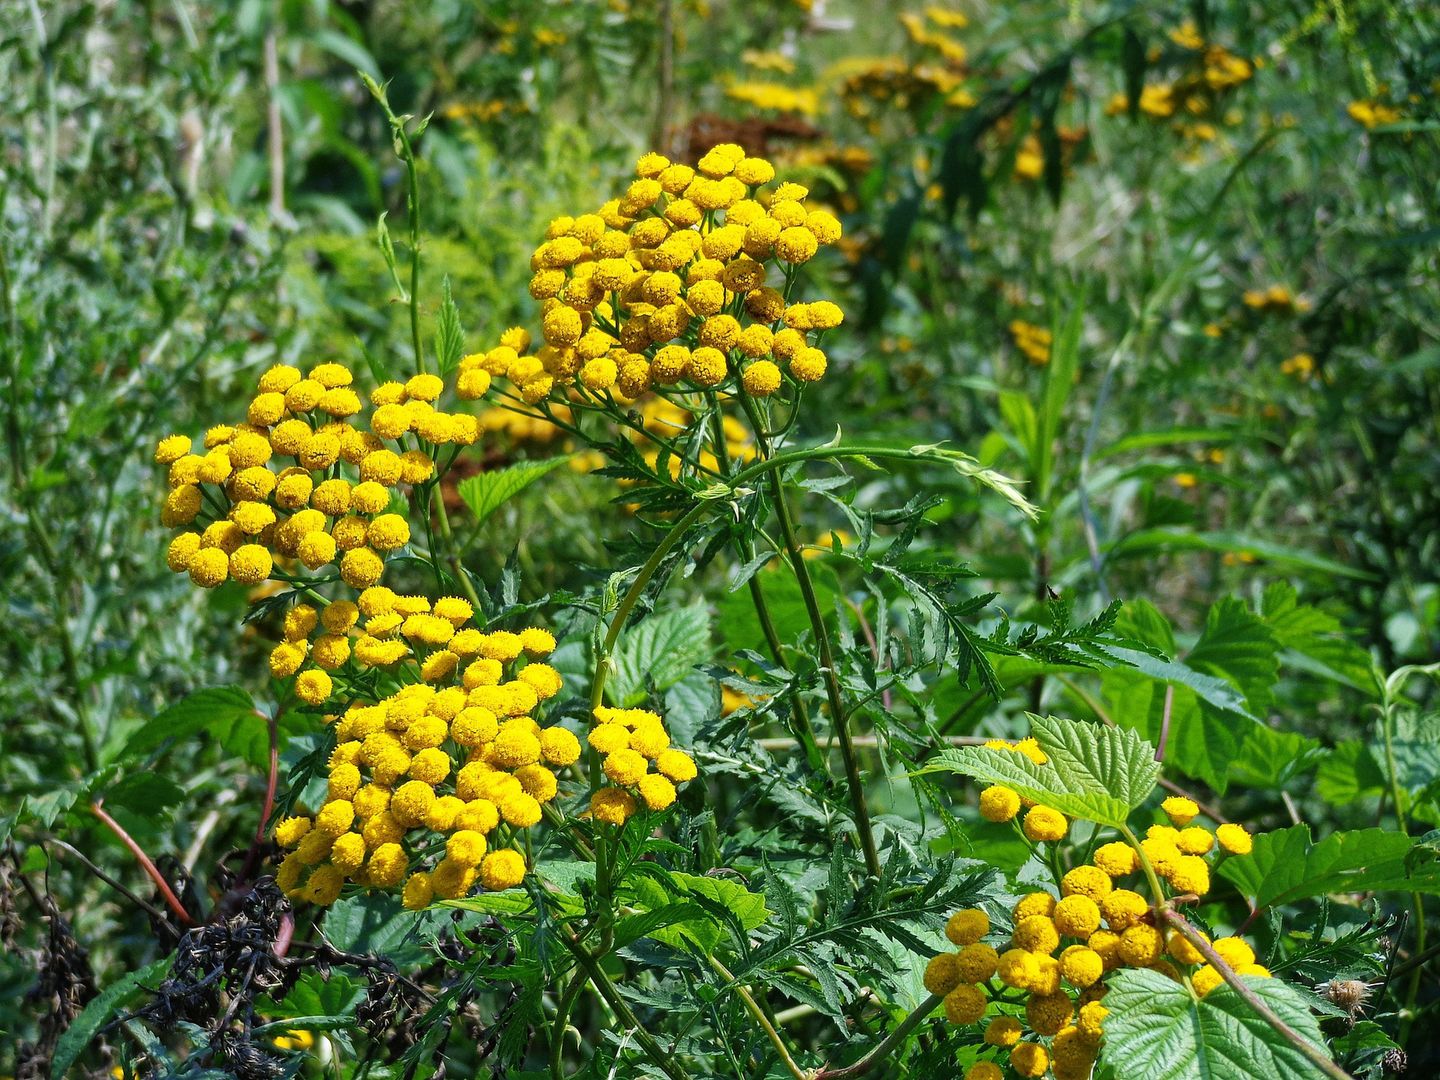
[{"xmin": 81, "ymin": 80, "xmax": 1424, "ymax": 1080}]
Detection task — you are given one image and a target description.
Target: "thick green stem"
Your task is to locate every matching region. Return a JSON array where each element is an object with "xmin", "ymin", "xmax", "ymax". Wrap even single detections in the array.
[
  {"xmin": 707, "ymin": 956, "xmax": 808, "ymax": 1080},
  {"xmin": 591, "ymin": 499, "xmax": 711, "ymax": 709},
  {"xmin": 549, "ymin": 968, "xmax": 587, "ymax": 1080},
  {"xmin": 1120, "ymin": 823, "xmax": 1168, "ymax": 912},
  {"xmin": 431, "ymin": 483, "xmax": 481, "ymax": 609},
  {"xmin": 559, "ymin": 929, "xmax": 689, "ymax": 1080},
  {"xmin": 769, "ymin": 471, "xmax": 881, "ymax": 878},
  {"xmin": 814, "ymin": 994, "xmax": 940, "ymax": 1079}
]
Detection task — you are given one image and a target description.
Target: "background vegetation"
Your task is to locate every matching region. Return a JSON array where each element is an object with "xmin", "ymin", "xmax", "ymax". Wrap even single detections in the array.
[{"xmin": 2, "ymin": 1, "xmax": 1438, "ymax": 1078}]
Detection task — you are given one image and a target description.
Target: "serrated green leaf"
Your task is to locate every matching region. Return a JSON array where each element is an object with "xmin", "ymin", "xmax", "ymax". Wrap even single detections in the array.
[
  {"xmin": 123, "ymin": 686, "xmax": 259, "ymax": 760},
  {"xmin": 1188, "ymin": 598, "xmax": 1279, "ymax": 713},
  {"xmin": 1218, "ymin": 825, "xmax": 1440, "ymax": 911},
  {"xmin": 52, "ymin": 956, "xmax": 172, "ymax": 1080},
  {"xmin": 612, "ymin": 903, "xmax": 709, "ymax": 950},
  {"xmin": 1102, "ymin": 968, "xmax": 1330, "ymax": 1080},
  {"xmin": 1262, "ymin": 582, "xmax": 1379, "ymax": 694},
  {"xmin": 608, "ymin": 605, "xmax": 711, "ymax": 707},
  {"xmin": 323, "ymin": 893, "xmax": 441, "ymax": 962},
  {"xmin": 1102, "ymin": 598, "xmax": 1310, "ymax": 794},
  {"xmin": 921, "ymin": 714, "xmax": 1159, "ymax": 828},
  {"xmin": 457, "ymin": 456, "xmax": 571, "ymax": 527},
  {"xmin": 100, "ymin": 773, "xmax": 186, "ymax": 817},
  {"xmin": 433, "ymin": 275, "xmax": 465, "ymax": 376},
  {"xmin": 629, "ymin": 870, "xmax": 769, "ymax": 952}
]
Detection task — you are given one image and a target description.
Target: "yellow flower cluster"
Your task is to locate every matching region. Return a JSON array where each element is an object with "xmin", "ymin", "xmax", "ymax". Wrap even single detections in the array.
[
  {"xmin": 1008, "ymin": 320, "xmax": 1053, "ymax": 365},
  {"xmin": 836, "ymin": 56, "xmax": 973, "ymax": 116},
  {"xmin": 1242, "ymin": 284, "xmax": 1311, "ymax": 316},
  {"xmin": 1105, "ymin": 24, "xmax": 1253, "ymax": 141},
  {"xmin": 899, "ymin": 9, "xmax": 967, "ymax": 64},
  {"xmin": 725, "ymin": 81, "xmax": 821, "ymax": 117},
  {"xmin": 155, "ymin": 362, "xmax": 479, "ymax": 595},
  {"xmin": 1347, "ymin": 99, "xmax": 1401, "ymax": 130},
  {"xmin": 928, "ymin": 800, "xmax": 1264, "ymax": 1079},
  {"xmin": 467, "ymin": 146, "xmax": 844, "ymax": 417},
  {"xmin": 587, "ymin": 706, "xmax": 698, "ymax": 825},
  {"xmin": 272, "ymin": 623, "xmax": 575, "ymax": 907},
  {"xmin": 1280, "ymin": 352, "xmax": 1316, "ymax": 381}
]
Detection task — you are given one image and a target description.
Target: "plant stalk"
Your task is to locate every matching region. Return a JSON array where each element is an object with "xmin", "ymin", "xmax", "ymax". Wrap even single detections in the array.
[{"xmin": 1161, "ymin": 910, "xmax": 1352, "ymax": 1080}]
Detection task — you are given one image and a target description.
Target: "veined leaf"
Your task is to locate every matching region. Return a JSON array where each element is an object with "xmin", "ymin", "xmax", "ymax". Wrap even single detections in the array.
[
  {"xmin": 123, "ymin": 687, "xmax": 258, "ymax": 760},
  {"xmin": 628, "ymin": 870, "xmax": 769, "ymax": 952},
  {"xmin": 1262, "ymin": 581, "xmax": 1379, "ymax": 694},
  {"xmin": 921, "ymin": 714, "xmax": 1159, "ymax": 828},
  {"xmin": 1102, "ymin": 968, "xmax": 1330, "ymax": 1080},
  {"xmin": 608, "ymin": 605, "xmax": 711, "ymax": 707},
  {"xmin": 1102, "ymin": 597, "xmax": 1314, "ymax": 794},
  {"xmin": 1218, "ymin": 825, "xmax": 1440, "ymax": 911},
  {"xmin": 457, "ymin": 456, "xmax": 571, "ymax": 527},
  {"xmin": 433, "ymin": 275, "xmax": 465, "ymax": 376}
]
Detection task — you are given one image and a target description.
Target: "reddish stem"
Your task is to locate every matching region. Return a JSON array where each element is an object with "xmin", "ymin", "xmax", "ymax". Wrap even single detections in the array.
[
  {"xmin": 90, "ymin": 801, "xmax": 197, "ymax": 927},
  {"xmin": 237, "ymin": 710, "xmax": 280, "ymax": 884},
  {"xmin": 1155, "ymin": 683, "xmax": 1174, "ymax": 762},
  {"xmin": 273, "ymin": 910, "xmax": 295, "ymax": 959}
]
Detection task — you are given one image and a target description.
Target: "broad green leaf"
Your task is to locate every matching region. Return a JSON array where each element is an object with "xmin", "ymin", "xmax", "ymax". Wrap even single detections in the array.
[
  {"xmin": 1187, "ymin": 598, "xmax": 1278, "ymax": 713},
  {"xmin": 538, "ymin": 859, "xmax": 597, "ymax": 898},
  {"xmin": 123, "ymin": 687, "xmax": 258, "ymax": 759},
  {"xmin": 323, "ymin": 893, "xmax": 442, "ymax": 963},
  {"xmin": 1103, "ymin": 968, "xmax": 1330, "ymax": 1080},
  {"xmin": 612, "ymin": 903, "xmax": 709, "ymax": 950},
  {"xmin": 1219, "ymin": 825, "xmax": 1440, "ymax": 911},
  {"xmin": 1102, "ymin": 597, "xmax": 1312, "ymax": 794},
  {"xmin": 439, "ymin": 891, "xmax": 535, "ymax": 917},
  {"xmin": 1262, "ymin": 582, "xmax": 1379, "ymax": 694},
  {"xmin": 457, "ymin": 456, "xmax": 571, "ymax": 527},
  {"xmin": 51, "ymin": 956, "xmax": 172, "ymax": 1079},
  {"xmin": 1331, "ymin": 1020, "xmax": 1402, "ymax": 1080},
  {"xmin": 922, "ymin": 714, "xmax": 1160, "ymax": 828},
  {"xmin": 1314, "ymin": 741, "xmax": 1388, "ymax": 805},
  {"xmin": 608, "ymin": 604, "xmax": 711, "ymax": 707},
  {"xmin": 100, "ymin": 774, "xmax": 186, "ymax": 818},
  {"xmin": 629, "ymin": 870, "xmax": 769, "ymax": 952}
]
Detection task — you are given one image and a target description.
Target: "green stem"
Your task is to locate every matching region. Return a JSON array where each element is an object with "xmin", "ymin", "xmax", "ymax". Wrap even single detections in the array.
[
  {"xmin": 769, "ymin": 470, "xmax": 881, "ymax": 879},
  {"xmin": 1120, "ymin": 823, "xmax": 1168, "ymax": 912},
  {"xmin": 1379, "ymin": 663, "xmax": 1440, "ymax": 1046},
  {"xmin": 591, "ymin": 499, "xmax": 711, "ymax": 709},
  {"xmin": 707, "ymin": 955, "xmax": 808, "ymax": 1080},
  {"xmin": 559, "ymin": 929, "xmax": 689, "ymax": 1080},
  {"xmin": 549, "ymin": 968, "xmax": 587, "ymax": 1080},
  {"xmin": 431, "ymin": 482, "xmax": 481, "ymax": 609},
  {"xmin": 814, "ymin": 994, "xmax": 940, "ymax": 1079},
  {"xmin": 708, "ymin": 394, "xmax": 822, "ymax": 769},
  {"xmin": 398, "ymin": 131, "xmax": 424, "ymax": 375},
  {"xmin": 1161, "ymin": 911, "xmax": 1352, "ymax": 1080}
]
